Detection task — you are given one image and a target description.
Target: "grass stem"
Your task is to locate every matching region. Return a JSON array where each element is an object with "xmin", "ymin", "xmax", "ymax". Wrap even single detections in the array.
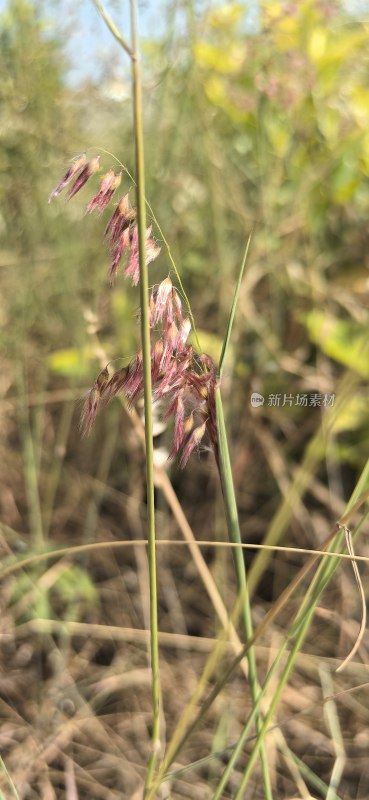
[
  {"xmin": 214, "ymin": 386, "xmax": 272, "ymax": 799},
  {"xmin": 93, "ymin": 0, "xmax": 161, "ymax": 787},
  {"xmin": 129, "ymin": 0, "xmax": 161, "ymax": 787}
]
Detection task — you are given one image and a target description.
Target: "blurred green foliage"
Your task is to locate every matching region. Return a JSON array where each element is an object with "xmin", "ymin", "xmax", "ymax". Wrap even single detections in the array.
[
  {"xmin": 0, "ymin": 0, "xmax": 114, "ymax": 366},
  {"xmin": 141, "ymin": 0, "xmax": 369, "ymax": 463},
  {"xmin": 9, "ymin": 563, "xmax": 98, "ymax": 622}
]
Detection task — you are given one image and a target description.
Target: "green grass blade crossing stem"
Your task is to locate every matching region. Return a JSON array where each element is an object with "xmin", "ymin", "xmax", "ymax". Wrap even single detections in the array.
[{"xmin": 214, "ymin": 234, "xmax": 272, "ymax": 798}]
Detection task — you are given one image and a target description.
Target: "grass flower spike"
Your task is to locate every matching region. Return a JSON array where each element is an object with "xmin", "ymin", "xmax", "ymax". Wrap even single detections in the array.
[
  {"xmin": 66, "ymin": 155, "xmax": 101, "ymax": 199},
  {"xmin": 124, "ymin": 225, "xmax": 161, "ymax": 285},
  {"xmin": 50, "ymin": 154, "xmax": 218, "ymax": 469},
  {"xmin": 86, "ymin": 169, "xmax": 122, "ymax": 213},
  {"xmin": 105, "ymin": 193, "xmax": 135, "ymax": 243},
  {"xmin": 78, "ymin": 268, "xmax": 219, "ymax": 464},
  {"xmin": 81, "ymin": 337, "xmax": 218, "ymax": 468},
  {"xmin": 80, "ymin": 365, "xmax": 110, "ymax": 436},
  {"xmin": 48, "ymin": 154, "xmax": 101, "ymax": 203},
  {"xmin": 49, "ymin": 155, "xmax": 221, "ymax": 468},
  {"xmin": 48, "ymin": 152, "xmax": 87, "ymax": 202}
]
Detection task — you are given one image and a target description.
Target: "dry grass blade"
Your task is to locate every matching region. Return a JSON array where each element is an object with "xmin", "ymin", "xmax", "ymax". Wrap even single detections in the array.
[
  {"xmin": 320, "ymin": 664, "xmax": 346, "ymax": 800},
  {"xmin": 65, "ymin": 756, "xmax": 79, "ymax": 800},
  {"xmin": 91, "ymin": 0, "xmax": 133, "ymax": 56},
  {"xmin": 336, "ymin": 526, "xmax": 367, "ymax": 673},
  {"xmin": 0, "ymin": 755, "xmax": 20, "ymax": 800}
]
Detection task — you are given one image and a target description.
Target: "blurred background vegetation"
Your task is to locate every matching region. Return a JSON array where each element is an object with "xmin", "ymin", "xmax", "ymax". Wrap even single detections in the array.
[{"xmin": 1, "ymin": 0, "xmax": 369, "ymax": 797}]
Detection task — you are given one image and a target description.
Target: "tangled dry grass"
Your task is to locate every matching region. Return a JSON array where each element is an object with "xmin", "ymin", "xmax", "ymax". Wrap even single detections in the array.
[{"xmin": 1, "ymin": 378, "xmax": 369, "ymax": 798}]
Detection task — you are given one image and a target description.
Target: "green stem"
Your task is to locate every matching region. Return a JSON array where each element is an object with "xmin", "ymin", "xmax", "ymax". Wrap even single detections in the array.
[
  {"xmin": 129, "ymin": 0, "xmax": 160, "ymax": 787},
  {"xmin": 93, "ymin": 0, "xmax": 161, "ymax": 785},
  {"xmin": 232, "ymin": 530, "xmax": 345, "ymax": 799},
  {"xmin": 214, "ymin": 387, "xmax": 272, "ymax": 799}
]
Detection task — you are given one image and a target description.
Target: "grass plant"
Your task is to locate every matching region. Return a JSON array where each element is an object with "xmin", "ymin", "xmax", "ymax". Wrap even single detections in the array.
[{"xmin": 80, "ymin": 4, "xmax": 271, "ymax": 794}]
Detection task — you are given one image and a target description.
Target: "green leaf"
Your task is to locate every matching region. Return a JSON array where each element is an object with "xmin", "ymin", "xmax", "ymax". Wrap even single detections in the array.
[
  {"xmin": 190, "ymin": 328, "xmax": 223, "ymax": 362},
  {"xmin": 331, "ymin": 395, "xmax": 368, "ymax": 434},
  {"xmin": 55, "ymin": 565, "xmax": 98, "ymax": 605},
  {"xmin": 48, "ymin": 347, "xmax": 96, "ymax": 378},
  {"xmin": 304, "ymin": 310, "xmax": 369, "ymax": 377}
]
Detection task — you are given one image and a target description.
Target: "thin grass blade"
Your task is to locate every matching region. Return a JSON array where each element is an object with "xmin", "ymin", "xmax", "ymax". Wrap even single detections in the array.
[{"xmin": 217, "ymin": 232, "xmax": 252, "ymax": 379}]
